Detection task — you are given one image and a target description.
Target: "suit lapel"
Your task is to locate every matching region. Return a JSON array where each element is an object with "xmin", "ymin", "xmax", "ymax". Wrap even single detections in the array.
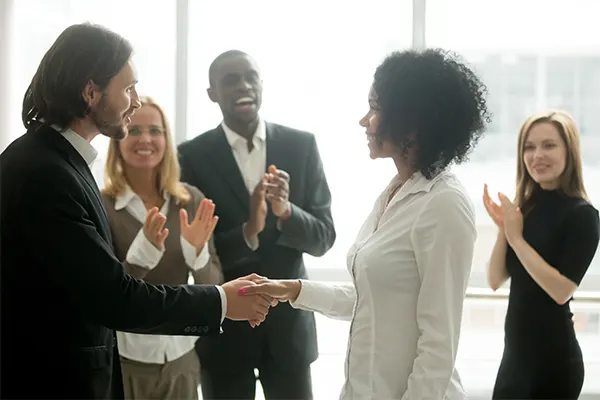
[
  {"xmin": 265, "ymin": 123, "xmax": 287, "ymax": 173},
  {"xmin": 207, "ymin": 126, "xmax": 251, "ymax": 210},
  {"xmin": 34, "ymin": 125, "xmax": 112, "ymax": 242}
]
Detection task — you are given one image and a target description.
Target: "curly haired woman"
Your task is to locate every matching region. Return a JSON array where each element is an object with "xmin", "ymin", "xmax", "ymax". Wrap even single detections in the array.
[{"xmin": 238, "ymin": 48, "xmax": 491, "ymax": 399}]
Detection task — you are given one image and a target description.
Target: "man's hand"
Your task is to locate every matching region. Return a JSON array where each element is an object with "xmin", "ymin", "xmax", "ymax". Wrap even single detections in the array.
[
  {"xmin": 221, "ymin": 274, "xmax": 273, "ymax": 323},
  {"xmin": 244, "ymin": 179, "xmax": 268, "ymax": 241},
  {"xmin": 265, "ymin": 165, "xmax": 291, "ymax": 220},
  {"xmin": 238, "ymin": 278, "xmax": 302, "ymax": 303}
]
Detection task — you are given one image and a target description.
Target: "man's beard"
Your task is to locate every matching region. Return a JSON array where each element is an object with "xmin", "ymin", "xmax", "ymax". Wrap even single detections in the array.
[{"xmin": 90, "ymin": 98, "xmax": 129, "ymax": 140}]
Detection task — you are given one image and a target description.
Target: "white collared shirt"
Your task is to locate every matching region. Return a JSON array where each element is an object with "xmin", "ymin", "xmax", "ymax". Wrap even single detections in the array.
[
  {"xmin": 221, "ymin": 119, "xmax": 267, "ymax": 194},
  {"xmin": 54, "ymin": 124, "xmax": 227, "ymax": 361},
  {"xmin": 221, "ymin": 120, "xmax": 266, "ymax": 250},
  {"xmin": 114, "ymin": 187, "xmax": 211, "ymax": 364},
  {"xmin": 291, "ymin": 171, "xmax": 477, "ymax": 400},
  {"xmin": 54, "ymin": 125, "xmax": 98, "ymax": 166}
]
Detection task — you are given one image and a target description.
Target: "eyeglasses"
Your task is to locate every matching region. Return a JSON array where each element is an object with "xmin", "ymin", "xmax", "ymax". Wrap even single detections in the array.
[{"xmin": 127, "ymin": 125, "xmax": 165, "ymax": 136}]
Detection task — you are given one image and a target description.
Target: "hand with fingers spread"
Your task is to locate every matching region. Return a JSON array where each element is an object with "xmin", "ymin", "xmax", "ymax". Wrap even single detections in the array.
[
  {"xmin": 498, "ymin": 192, "xmax": 524, "ymax": 246},
  {"xmin": 244, "ymin": 179, "xmax": 268, "ymax": 242},
  {"xmin": 265, "ymin": 164, "xmax": 292, "ymax": 220},
  {"xmin": 221, "ymin": 273, "xmax": 276, "ymax": 324},
  {"xmin": 483, "ymin": 184, "xmax": 504, "ymax": 229},
  {"xmin": 237, "ymin": 278, "xmax": 302, "ymax": 304},
  {"xmin": 180, "ymin": 198, "xmax": 219, "ymax": 255},
  {"xmin": 143, "ymin": 207, "xmax": 169, "ymax": 250}
]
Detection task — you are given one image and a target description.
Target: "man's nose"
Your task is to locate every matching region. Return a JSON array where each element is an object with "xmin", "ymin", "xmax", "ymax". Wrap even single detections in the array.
[{"xmin": 236, "ymin": 78, "xmax": 253, "ymax": 92}]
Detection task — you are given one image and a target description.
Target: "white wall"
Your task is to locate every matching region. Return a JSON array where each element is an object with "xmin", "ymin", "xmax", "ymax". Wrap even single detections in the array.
[{"xmin": 0, "ymin": 0, "xmax": 14, "ymax": 152}]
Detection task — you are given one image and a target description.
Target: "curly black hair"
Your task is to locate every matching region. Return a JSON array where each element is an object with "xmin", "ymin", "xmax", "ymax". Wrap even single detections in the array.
[{"xmin": 373, "ymin": 48, "xmax": 491, "ymax": 179}]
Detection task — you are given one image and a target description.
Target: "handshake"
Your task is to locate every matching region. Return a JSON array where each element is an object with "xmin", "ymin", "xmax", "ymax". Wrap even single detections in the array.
[{"xmin": 220, "ymin": 274, "xmax": 303, "ymax": 327}]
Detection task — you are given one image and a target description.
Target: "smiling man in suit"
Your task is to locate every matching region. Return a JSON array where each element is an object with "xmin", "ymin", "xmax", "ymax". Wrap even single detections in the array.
[
  {"xmin": 178, "ymin": 50, "xmax": 337, "ymax": 399},
  {"xmin": 0, "ymin": 26, "xmax": 272, "ymax": 400}
]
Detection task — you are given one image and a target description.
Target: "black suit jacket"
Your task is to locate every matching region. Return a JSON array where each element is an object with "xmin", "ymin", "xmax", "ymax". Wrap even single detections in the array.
[
  {"xmin": 0, "ymin": 123, "xmax": 223, "ymax": 399},
  {"xmin": 178, "ymin": 122, "xmax": 336, "ymax": 371}
]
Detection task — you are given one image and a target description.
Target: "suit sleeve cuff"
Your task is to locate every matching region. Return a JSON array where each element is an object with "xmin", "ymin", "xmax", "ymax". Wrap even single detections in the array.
[
  {"xmin": 242, "ymin": 222, "xmax": 259, "ymax": 250},
  {"xmin": 125, "ymin": 228, "xmax": 164, "ymax": 269},
  {"xmin": 180, "ymin": 236, "xmax": 210, "ymax": 270}
]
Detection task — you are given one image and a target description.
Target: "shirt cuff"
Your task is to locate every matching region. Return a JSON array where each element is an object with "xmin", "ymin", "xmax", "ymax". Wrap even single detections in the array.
[
  {"xmin": 125, "ymin": 228, "xmax": 164, "ymax": 269},
  {"xmin": 242, "ymin": 222, "xmax": 259, "ymax": 251},
  {"xmin": 289, "ymin": 279, "xmax": 308, "ymax": 309},
  {"xmin": 215, "ymin": 285, "xmax": 227, "ymax": 324},
  {"xmin": 180, "ymin": 237, "xmax": 210, "ymax": 271}
]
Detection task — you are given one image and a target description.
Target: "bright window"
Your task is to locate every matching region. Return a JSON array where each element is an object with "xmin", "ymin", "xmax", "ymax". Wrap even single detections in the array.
[
  {"xmin": 426, "ymin": 0, "xmax": 600, "ymax": 291},
  {"xmin": 187, "ymin": 0, "xmax": 414, "ymax": 282},
  {"xmin": 9, "ymin": 0, "xmax": 176, "ymax": 188}
]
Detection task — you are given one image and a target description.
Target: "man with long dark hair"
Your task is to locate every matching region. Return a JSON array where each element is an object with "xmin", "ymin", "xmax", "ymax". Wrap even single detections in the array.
[{"xmin": 0, "ymin": 23, "xmax": 271, "ymax": 399}]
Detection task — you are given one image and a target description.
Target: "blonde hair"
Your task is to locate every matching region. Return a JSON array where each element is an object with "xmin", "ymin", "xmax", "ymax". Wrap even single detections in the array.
[
  {"xmin": 515, "ymin": 109, "xmax": 588, "ymax": 212},
  {"xmin": 103, "ymin": 96, "xmax": 191, "ymax": 203}
]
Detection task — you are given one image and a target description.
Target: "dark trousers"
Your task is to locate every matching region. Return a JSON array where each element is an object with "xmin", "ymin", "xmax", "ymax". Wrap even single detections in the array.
[{"xmin": 199, "ymin": 350, "xmax": 312, "ymax": 400}]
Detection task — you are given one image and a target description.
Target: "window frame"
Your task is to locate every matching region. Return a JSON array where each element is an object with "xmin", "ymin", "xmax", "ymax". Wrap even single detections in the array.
[{"xmin": 171, "ymin": 0, "xmax": 600, "ymax": 296}]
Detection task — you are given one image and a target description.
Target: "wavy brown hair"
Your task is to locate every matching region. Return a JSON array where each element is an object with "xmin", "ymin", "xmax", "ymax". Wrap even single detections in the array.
[
  {"xmin": 103, "ymin": 96, "xmax": 190, "ymax": 203},
  {"xmin": 515, "ymin": 109, "xmax": 588, "ymax": 213},
  {"xmin": 22, "ymin": 23, "xmax": 132, "ymax": 129}
]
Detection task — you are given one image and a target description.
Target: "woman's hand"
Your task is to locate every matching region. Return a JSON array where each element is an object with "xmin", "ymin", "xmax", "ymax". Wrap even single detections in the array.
[
  {"xmin": 232, "ymin": 274, "xmax": 279, "ymax": 328},
  {"xmin": 238, "ymin": 278, "xmax": 302, "ymax": 304},
  {"xmin": 498, "ymin": 192, "xmax": 524, "ymax": 246},
  {"xmin": 143, "ymin": 207, "xmax": 169, "ymax": 250},
  {"xmin": 180, "ymin": 198, "xmax": 219, "ymax": 255},
  {"xmin": 483, "ymin": 184, "xmax": 504, "ymax": 229}
]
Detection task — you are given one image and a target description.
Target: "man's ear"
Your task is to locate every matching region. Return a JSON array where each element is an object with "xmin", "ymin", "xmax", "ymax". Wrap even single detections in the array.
[
  {"xmin": 207, "ymin": 87, "xmax": 217, "ymax": 103},
  {"xmin": 82, "ymin": 80, "xmax": 101, "ymax": 107}
]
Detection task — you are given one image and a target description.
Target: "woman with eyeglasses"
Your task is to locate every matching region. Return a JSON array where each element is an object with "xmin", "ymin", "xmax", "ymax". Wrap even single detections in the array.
[{"xmin": 102, "ymin": 96, "xmax": 222, "ymax": 400}]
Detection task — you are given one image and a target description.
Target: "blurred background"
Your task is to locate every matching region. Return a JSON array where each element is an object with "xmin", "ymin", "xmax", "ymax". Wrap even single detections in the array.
[{"xmin": 1, "ymin": 0, "xmax": 599, "ymax": 398}]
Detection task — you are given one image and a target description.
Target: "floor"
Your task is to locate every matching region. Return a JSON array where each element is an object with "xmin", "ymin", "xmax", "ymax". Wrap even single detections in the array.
[{"xmin": 199, "ymin": 312, "xmax": 600, "ymax": 399}]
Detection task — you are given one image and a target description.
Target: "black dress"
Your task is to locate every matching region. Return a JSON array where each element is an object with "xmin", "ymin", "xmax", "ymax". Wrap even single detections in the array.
[{"xmin": 492, "ymin": 189, "xmax": 600, "ymax": 400}]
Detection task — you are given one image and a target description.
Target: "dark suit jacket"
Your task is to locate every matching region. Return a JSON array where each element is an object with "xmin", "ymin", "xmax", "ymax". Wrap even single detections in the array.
[
  {"xmin": 178, "ymin": 122, "xmax": 336, "ymax": 371},
  {"xmin": 0, "ymin": 123, "xmax": 223, "ymax": 399}
]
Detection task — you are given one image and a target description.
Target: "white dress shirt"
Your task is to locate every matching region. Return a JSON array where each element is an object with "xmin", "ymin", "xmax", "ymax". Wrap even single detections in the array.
[
  {"xmin": 291, "ymin": 171, "xmax": 477, "ymax": 400},
  {"xmin": 115, "ymin": 187, "xmax": 212, "ymax": 364},
  {"xmin": 221, "ymin": 119, "xmax": 266, "ymax": 250},
  {"xmin": 56, "ymin": 126, "xmax": 98, "ymax": 166},
  {"xmin": 55, "ymin": 126, "xmax": 228, "ymax": 357}
]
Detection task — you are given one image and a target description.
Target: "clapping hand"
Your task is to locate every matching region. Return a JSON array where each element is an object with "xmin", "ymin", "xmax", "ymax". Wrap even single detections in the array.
[
  {"xmin": 143, "ymin": 207, "xmax": 169, "ymax": 250},
  {"xmin": 180, "ymin": 198, "xmax": 219, "ymax": 255},
  {"xmin": 265, "ymin": 165, "xmax": 291, "ymax": 219},
  {"xmin": 497, "ymin": 192, "xmax": 524, "ymax": 246},
  {"xmin": 482, "ymin": 184, "xmax": 504, "ymax": 229},
  {"xmin": 244, "ymin": 179, "xmax": 268, "ymax": 241}
]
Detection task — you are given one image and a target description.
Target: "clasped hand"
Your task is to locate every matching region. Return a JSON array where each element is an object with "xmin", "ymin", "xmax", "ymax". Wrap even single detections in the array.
[
  {"xmin": 221, "ymin": 274, "xmax": 302, "ymax": 327},
  {"xmin": 482, "ymin": 184, "xmax": 524, "ymax": 245}
]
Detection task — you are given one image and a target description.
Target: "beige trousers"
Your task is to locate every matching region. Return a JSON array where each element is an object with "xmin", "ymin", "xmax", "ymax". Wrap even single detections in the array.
[{"xmin": 120, "ymin": 349, "xmax": 200, "ymax": 400}]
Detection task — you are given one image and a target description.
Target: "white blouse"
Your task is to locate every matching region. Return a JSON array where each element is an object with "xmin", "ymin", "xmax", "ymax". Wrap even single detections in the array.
[
  {"xmin": 292, "ymin": 171, "xmax": 476, "ymax": 399},
  {"xmin": 114, "ymin": 187, "xmax": 211, "ymax": 364}
]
